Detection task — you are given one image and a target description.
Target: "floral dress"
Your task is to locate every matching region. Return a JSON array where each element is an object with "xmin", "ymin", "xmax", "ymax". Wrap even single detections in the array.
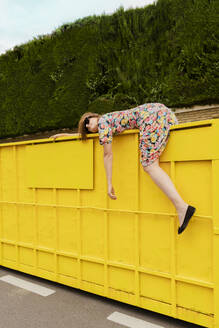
[{"xmin": 98, "ymin": 103, "xmax": 178, "ymax": 167}]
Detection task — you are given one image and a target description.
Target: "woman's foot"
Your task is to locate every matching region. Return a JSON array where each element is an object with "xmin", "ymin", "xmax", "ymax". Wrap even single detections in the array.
[
  {"xmin": 177, "ymin": 202, "xmax": 189, "ymax": 227},
  {"xmin": 177, "ymin": 203, "xmax": 196, "ymax": 234}
]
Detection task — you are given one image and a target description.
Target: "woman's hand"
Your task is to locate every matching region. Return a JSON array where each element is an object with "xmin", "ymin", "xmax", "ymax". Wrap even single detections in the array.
[{"xmin": 108, "ymin": 185, "xmax": 117, "ymax": 200}]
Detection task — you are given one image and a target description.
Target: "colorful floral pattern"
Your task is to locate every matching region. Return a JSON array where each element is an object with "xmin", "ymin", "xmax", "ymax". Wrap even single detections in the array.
[{"xmin": 98, "ymin": 103, "xmax": 178, "ymax": 167}]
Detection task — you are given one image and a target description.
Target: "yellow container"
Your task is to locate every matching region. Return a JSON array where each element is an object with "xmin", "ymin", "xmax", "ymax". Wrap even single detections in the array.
[{"xmin": 0, "ymin": 118, "xmax": 218, "ymax": 327}]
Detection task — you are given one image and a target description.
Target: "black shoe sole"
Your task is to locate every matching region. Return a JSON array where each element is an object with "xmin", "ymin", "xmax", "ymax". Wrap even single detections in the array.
[{"xmin": 178, "ymin": 205, "xmax": 196, "ymax": 234}]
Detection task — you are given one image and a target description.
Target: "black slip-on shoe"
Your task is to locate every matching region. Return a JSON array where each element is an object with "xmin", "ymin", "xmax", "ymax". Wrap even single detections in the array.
[{"xmin": 178, "ymin": 205, "xmax": 196, "ymax": 235}]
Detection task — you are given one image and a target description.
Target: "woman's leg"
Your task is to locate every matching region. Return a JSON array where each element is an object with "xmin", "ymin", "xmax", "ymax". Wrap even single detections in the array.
[{"xmin": 143, "ymin": 158, "xmax": 188, "ymax": 226}]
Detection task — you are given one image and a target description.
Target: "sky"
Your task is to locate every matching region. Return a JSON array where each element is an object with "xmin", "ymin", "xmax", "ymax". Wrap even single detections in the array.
[{"xmin": 0, "ymin": 0, "xmax": 155, "ymax": 55}]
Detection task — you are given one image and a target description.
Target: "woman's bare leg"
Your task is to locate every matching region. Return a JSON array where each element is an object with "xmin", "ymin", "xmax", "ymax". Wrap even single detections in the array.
[{"xmin": 143, "ymin": 158, "xmax": 188, "ymax": 226}]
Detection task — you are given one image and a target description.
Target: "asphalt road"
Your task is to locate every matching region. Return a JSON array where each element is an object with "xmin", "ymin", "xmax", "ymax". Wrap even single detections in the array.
[{"xmin": 0, "ymin": 266, "xmax": 204, "ymax": 328}]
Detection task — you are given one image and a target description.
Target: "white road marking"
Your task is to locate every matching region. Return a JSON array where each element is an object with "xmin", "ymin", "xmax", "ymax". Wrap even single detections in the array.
[
  {"xmin": 107, "ymin": 312, "xmax": 165, "ymax": 328},
  {"xmin": 0, "ymin": 275, "xmax": 55, "ymax": 296}
]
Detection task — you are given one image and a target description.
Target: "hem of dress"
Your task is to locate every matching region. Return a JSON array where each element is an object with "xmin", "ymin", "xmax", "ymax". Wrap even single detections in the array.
[{"xmin": 140, "ymin": 130, "xmax": 171, "ymax": 167}]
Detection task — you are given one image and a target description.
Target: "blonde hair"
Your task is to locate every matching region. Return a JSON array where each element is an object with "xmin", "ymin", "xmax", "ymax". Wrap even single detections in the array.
[{"xmin": 78, "ymin": 112, "xmax": 102, "ymax": 140}]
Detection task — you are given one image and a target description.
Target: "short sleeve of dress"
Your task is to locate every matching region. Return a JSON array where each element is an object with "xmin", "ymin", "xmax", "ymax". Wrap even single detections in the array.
[{"xmin": 98, "ymin": 115, "xmax": 113, "ymax": 145}]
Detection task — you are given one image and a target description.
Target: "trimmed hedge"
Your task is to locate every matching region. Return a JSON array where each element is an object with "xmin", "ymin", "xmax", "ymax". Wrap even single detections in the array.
[{"xmin": 0, "ymin": 0, "xmax": 218, "ymax": 138}]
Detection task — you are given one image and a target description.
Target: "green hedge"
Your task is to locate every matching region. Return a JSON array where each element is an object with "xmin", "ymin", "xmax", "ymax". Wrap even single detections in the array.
[{"xmin": 0, "ymin": 0, "xmax": 218, "ymax": 138}]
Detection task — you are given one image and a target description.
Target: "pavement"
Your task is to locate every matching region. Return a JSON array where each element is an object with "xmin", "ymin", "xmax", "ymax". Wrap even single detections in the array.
[{"xmin": 0, "ymin": 266, "xmax": 204, "ymax": 328}]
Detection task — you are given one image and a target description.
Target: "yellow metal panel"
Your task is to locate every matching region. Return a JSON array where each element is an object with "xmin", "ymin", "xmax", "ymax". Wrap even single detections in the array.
[
  {"xmin": 1, "ymin": 119, "xmax": 219, "ymax": 328},
  {"xmin": 108, "ymin": 266, "xmax": 135, "ymax": 293},
  {"xmin": 1, "ymin": 147, "xmax": 17, "ymax": 201},
  {"xmin": 19, "ymin": 247, "xmax": 35, "ymax": 267},
  {"xmin": 16, "ymin": 146, "xmax": 34, "ymax": 203},
  {"xmin": 139, "ymin": 213, "xmax": 171, "ymax": 273},
  {"xmin": 140, "ymin": 273, "xmax": 171, "ymax": 303},
  {"xmin": 57, "ymin": 208, "xmax": 78, "ymax": 254},
  {"xmin": 2, "ymin": 204, "xmax": 17, "ymax": 241},
  {"xmin": 175, "ymin": 161, "xmax": 212, "ymax": 282},
  {"xmin": 175, "ymin": 161, "xmax": 212, "ymax": 217},
  {"xmin": 81, "ymin": 210, "xmax": 104, "ymax": 259},
  {"xmin": 18, "ymin": 206, "xmax": 35, "ymax": 244},
  {"xmin": 176, "ymin": 282, "xmax": 213, "ymax": 315},
  {"xmin": 139, "ymin": 161, "xmax": 172, "ymax": 213},
  {"xmin": 81, "ymin": 139, "xmax": 106, "ymax": 207},
  {"xmin": 37, "ymin": 207, "xmax": 56, "ymax": 249},
  {"xmin": 176, "ymin": 307, "xmax": 213, "ymax": 328},
  {"xmin": 162, "ymin": 123, "xmax": 215, "ymax": 162},
  {"xmin": 111, "ymin": 134, "xmax": 138, "ymax": 210},
  {"xmin": 25, "ymin": 140, "xmax": 93, "ymax": 189},
  {"xmin": 176, "ymin": 218, "xmax": 212, "ymax": 282},
  {"xmin": 81, "ymin": 261, "xmax": 104, "ymax": 286},
  {"xmin": 2, "ymin": 244, "xmax": 16, "ymax": 263},
  {"xmin": 140, "ymin": 296, "xmax": 171, "ymax": 317},
  {"xmin": 108, "ymin": 212, "xmax": 135, "ymax": 265},
  {"xmin": 37, "ymin": 250, "xmax": 54, "ymax": 272},
  {"xmin": 57, "ymin": 255, "xmax": 78, "ymax": 279}
]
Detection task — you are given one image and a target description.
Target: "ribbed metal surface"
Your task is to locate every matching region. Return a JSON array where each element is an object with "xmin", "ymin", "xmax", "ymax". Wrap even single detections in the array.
[{"xmin": 0, "ymin": 119, "xmax": 218, "ymax": 327}]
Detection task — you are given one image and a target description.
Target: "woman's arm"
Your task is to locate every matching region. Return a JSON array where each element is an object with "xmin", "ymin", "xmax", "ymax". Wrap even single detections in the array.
[
  {"xmin": 49, "ymin": 133, "xmax": 76, "ymax": 140},
  {"xmin": 103, "ymin": 143, "xmax": 117, "ymax": 200}
]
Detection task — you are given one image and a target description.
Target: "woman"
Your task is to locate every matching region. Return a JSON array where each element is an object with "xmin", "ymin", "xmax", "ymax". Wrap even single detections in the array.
[{"xmin": 50, "ymin": 103, "xmax": 196, "ymax": 234}]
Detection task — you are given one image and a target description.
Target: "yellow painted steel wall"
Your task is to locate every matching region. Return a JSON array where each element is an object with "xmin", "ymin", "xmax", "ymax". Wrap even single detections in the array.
[{"xmin": 0, "ymin": 119, "xmax": 218, "ymax": 327}]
